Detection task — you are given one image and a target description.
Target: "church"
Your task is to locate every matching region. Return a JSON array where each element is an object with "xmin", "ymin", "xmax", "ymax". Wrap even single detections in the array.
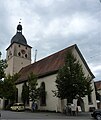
[{"xmin": 4, "ymin": 23, "xmax": 97, "ymax": 112}]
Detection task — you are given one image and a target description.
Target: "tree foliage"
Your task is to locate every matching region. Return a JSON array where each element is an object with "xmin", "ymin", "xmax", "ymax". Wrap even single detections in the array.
[
  {"xmin": 28, "ymin": 72, "xmax": 39, "ymax": 101},
  {"xmin": 0, "ymin": 51, "xmax": 7, "ymax": 79},
  {"xmin": 0, "ymin": 51, "xmax": 7, "ymax": 98},
  {"xmin": 0, "ymin": 79, "xmax": 3, "ymax": 98},
  {"xmin": 0, "ymin": 73, "xmax": 19, "ymax": 102},
  {"xmin": 3, "ymin": 75, "xmax": 16, "ymax": 101},
  {"xmin": 54, "ymin": 52, "xmax": 93, "ymax": 103}
]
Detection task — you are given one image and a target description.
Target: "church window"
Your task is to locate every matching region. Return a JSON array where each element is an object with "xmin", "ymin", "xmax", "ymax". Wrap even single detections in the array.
[
  {"xmin": 88, "ymin": 93, "xmax": 92, "ymax": 104},
  {"xmin": 26, "ymin": 47, "xmax": 27, "ymax": 49},
  {"xmin": 19, "ymin": 45, "xmax": 20, "ymax": 47},
  {"xmin": 18, "ymin": 52, "xmax": 21, "ymax": 56},
  {"xmin": 25, "ymin": 54, "xmax": 27, "ymax": 58},
  {"xmin": 40, "ymin": 82, "xmax": 46, "ymax": 106},
  {"xmin": 15, "ymin": 88, "xmax": 18, "ymax": 103},
  {"xmin": 21, "ymin": 82, "xmax": 29, "ymax": 105}
]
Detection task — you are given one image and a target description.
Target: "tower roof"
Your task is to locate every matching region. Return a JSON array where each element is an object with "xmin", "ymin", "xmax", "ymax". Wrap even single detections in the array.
[
  {"xmin": 11, "ymin": 32, "xmax": 27, "ymax": 45},
  {"xmin": 11, "ymin": 23, "xmax": 27, "ymax": 46},
  {"xmin": 6, "ymin": 23, "xmax": 32, "ymax": 50}
]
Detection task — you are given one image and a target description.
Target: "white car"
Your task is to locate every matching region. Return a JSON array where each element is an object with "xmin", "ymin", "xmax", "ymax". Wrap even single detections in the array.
[{"xmin": 10, "ymin": 103, "xmax": 25, "ymax": 111}]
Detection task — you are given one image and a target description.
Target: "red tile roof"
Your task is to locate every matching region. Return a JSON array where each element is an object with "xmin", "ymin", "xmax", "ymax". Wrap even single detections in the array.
[{"xmin": 15, "ymin": 44, "xmax": 94, "ymax": 84}]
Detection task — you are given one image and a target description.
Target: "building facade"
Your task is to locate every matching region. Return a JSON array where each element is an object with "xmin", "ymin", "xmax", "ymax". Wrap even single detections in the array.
[
  {"xmin": 5, "ymin": 24, "xmax": 97, "ymax": 112},
  {"xmin": 15, "ymin": 44, "xmax": 97, "ymax": 112},
  {"xmin": 95, "ymin": 81, "xmax": 101, "ymax": 108}
]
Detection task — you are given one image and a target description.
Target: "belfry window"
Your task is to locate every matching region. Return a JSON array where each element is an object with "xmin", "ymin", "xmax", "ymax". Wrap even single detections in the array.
[
  {"xmin": 18, "ymin": 52, "xmax": 21, "ymax": 56},
  {"xmin": 25, "ymin": 54, "xmax": 27, "ymax": 58}
]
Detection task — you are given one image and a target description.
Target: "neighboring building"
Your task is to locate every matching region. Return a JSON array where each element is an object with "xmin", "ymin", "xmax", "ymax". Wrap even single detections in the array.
[
  {"xmin": 95, "ymin": 81, "xmax": 101, "ymax": 108},
  {"xmin": 5, "ymin": 23, "xmax": 97, "ymax": 112}
]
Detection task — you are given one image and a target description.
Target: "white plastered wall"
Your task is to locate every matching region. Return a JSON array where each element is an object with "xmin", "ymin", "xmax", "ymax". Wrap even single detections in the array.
[{"xmin": 38, "ymin": 74, "xmax": 59, "ymax": 111}]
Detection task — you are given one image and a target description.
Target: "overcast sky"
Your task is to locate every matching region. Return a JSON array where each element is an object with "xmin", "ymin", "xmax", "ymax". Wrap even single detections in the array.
[{"xmin": 0, "ymin": 0, "xmax": 101, "ymax": 81}]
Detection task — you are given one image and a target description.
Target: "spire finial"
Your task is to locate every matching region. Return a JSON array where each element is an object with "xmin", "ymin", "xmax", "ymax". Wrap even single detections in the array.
[
  {"xmin": 19, "ymin": 18, "xmax": 22, "ymax": 24},
  {"xmin": 17, "ymin": 19, "xmax": 22, "ymax": 32}
]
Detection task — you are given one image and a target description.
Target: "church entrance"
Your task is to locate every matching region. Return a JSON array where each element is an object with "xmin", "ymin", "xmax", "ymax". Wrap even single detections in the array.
[{"xmin": 77, "ymin": 98, "xmax": 85, "ymax": 112}]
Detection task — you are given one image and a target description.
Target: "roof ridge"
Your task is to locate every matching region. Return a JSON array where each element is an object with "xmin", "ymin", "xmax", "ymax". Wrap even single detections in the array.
[{"xmin": 32, "ymin": 44, "xmax": 76, "ymax": 64}]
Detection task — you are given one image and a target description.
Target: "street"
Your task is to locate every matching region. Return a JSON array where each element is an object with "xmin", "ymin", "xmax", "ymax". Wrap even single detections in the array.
[{"xmin": 0, "ymin": 110, "xmax": 95, "ymax": 120}]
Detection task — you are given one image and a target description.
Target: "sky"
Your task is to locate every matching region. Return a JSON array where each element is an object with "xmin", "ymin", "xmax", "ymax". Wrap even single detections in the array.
[{"xmin": 0, "ymin": 0, "xmax": 101, "ymax": 81}]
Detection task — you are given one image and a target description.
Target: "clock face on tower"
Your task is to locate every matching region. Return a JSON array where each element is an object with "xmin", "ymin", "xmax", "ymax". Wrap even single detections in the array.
[{"xmin": 21, "ymin": 49, "xmax": 26, "ymax": 54}]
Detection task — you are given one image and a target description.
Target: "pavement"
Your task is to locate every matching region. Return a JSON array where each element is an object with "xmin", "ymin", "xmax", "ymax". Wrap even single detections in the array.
[{"xmin": 0, "ymin": 110, "xmax": 93, "ymax": 120}]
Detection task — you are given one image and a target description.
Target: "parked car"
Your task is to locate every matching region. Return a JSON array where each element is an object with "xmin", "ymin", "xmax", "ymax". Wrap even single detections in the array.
[
  {"xmin": 10, "ymin": 103, "xmax": 25, "ymax": 111},
  {"xmin": 91, "ymin": 109, "xmax": 101, "ymax": 120}
]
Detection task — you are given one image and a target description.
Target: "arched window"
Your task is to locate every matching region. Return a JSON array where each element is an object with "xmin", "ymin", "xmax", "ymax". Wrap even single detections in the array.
[
  {"xmin": 88, "ymin": 93, "xmax": 92, "ymax": 104},
  {"xmin": 40, "ymin": 82, "xmax": 46, "ymax": 106},
  {"xmin": 15, "ymin": 88, "xmax": 18, "ymax": 103},
  {"xmin": 18, "ymin": 52, "xmax": 21, "ymax": 56},
  {"xmin": 21, "ymin": 82, "xmax": 29, "ymax": 105},
  {"xmin": 25, "ymin": 54, "xmax": 27, "ymax": 58}
]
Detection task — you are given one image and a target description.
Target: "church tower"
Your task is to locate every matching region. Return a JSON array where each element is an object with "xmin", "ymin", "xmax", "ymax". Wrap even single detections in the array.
[{"xmin": 5, "ymin": 23, "xmax": 32, "ymax": 75}]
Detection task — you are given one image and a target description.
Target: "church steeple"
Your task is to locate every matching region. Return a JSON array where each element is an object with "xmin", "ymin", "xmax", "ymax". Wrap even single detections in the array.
[{"xmin": 5, "ymin": 22, "xmax": 32, "ymax": 76}]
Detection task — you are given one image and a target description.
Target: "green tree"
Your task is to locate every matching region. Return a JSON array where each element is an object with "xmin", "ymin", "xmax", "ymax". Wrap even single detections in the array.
[
  {"xmin": 28, "ymin": 72, "xmax": 39, "ymax": 101},
  {"xmin": 0, "ymin": 79, "xmax": 3, "ymax": 98},
  {"xmin": 54, "ymin": 52, "xmax": 93, "ymax": 103},
  {"xmin": 2, "ymin": 75, "xmax": 16, "ymax": 102},
  {"xmin": 1, "ymin": 73, "xmax": 19, "ymax": 103},
  {"xmin": 21, "ymin": 82, "xmax": 29, "ymax": 105},
  {"xmin": 0, "ymin": 51, "xmax": 7, "ymax": 98},
  {"xmin": 0, "ymin": 51, "xmax": 7, "ymax": 79}
]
